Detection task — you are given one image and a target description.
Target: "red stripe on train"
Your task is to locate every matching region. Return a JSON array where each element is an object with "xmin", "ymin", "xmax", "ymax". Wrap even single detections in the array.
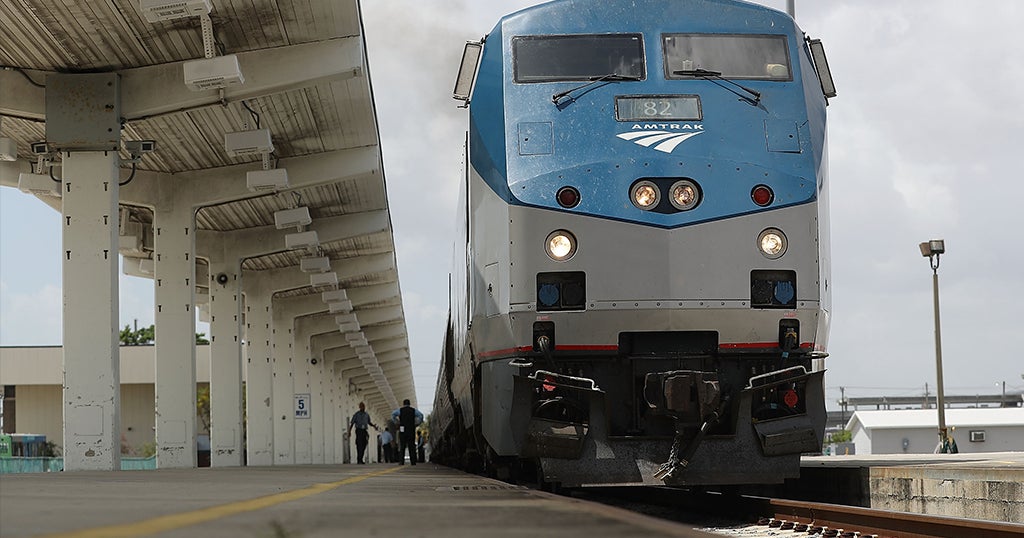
[
  {"xmin": 477, "ymin": 342, "xmax": 812, "ymax": 357},
  {"xmin": 719, "ymin": 342, "xmax": 813, "ymax": 349}
]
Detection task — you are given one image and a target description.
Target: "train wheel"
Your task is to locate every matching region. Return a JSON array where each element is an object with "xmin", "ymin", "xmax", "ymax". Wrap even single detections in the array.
[
  {"xmin": 531, "ymin": 459, "xmax": 562, "ymax": 494},
  {"xmin": 462, "ymin": 448, "xmax": 484, "ymax": 473},
  {"xmin": 488, "ymin": 450, "xmax": 515, "ymax": 482},
  {"xmin": 538, "ymin": 474, "xmax": 562, "ymax": 494}
]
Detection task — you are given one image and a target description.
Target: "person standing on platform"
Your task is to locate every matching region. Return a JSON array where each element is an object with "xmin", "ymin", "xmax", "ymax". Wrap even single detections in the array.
[
  {"xmin": 347, "ymin": 402, "xmax": 377, "ymax": 464},
  {"xmin": 380, "ymin": 427, "xmax": 394, "ymax": 463},
  {"xmin": 391, "ymin": 399, "xmax": 423, "ymax": 465}
]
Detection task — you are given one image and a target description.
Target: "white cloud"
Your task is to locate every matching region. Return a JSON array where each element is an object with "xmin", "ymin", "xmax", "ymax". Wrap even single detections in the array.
[{"xmin": 0, "ymin": 282, "xmax": 62, "ymax": 346}]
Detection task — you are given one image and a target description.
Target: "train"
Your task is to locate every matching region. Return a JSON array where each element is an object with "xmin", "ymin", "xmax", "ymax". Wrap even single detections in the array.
[{"xmin": 431, "ymin": 0, "xmax": 837, "ymax": 488}]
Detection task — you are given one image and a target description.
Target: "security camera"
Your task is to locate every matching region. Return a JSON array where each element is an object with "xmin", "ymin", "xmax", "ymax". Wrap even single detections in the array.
[
  {"xmin": 31, "ymin": 141, "xmax": 49, "ymax": 155},
  {"xmin": 216, "ymin": 273, "xmax": 229, "ymax": 285},
  {"xmin": 124, "ymin": 140, "xmax": 156, "ymax": 155}
]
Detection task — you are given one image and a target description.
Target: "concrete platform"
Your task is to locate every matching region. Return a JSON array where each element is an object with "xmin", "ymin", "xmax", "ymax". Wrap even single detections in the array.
[
  {"xmin": 777, "ymin": 452, "xmax": 1024, "ymax": 523},
  {"xmin": 0, "ymin": 463, "xmax": 719, "ymax": 538}
]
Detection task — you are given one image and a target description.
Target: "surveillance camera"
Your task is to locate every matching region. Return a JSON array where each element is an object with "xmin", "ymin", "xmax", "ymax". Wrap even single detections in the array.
[
  {"xmin": 124, "ymin": 140, "xmax": 157, "ymax": 155},
  {"xmin": 31, "ymin": 142, "xmax": 49, "ymax": 155},
  {"xmin": 216, "ymin": 273, "xmax": 229, "ymax": 285}
]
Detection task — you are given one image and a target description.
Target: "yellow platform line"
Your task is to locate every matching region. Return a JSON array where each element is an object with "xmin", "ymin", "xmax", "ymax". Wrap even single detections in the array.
[{"xmin": 35, "ymin": 466, "xmax": 404, "ymax": 538}]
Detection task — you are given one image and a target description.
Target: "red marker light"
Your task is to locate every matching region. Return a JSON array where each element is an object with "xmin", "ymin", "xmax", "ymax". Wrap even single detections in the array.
[
  {"xmin": 751, "ymin": 185, "xmax": 774, "ymax": 206},
  {"xmin": 783, "ymin": 389, "xmax": 798, "ymax": 408},
  {"xmin": 542, "ymin": 375, "xmax": 557, "ymax": 392},
  {"xmin": 557, "ymin": 186, "xmax": 580, "ymax": 208}
]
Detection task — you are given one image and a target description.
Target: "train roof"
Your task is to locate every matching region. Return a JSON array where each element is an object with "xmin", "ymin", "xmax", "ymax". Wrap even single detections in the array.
[{"xmin": 496, "ymin": 0, "xmax": 796, "ymax": 34}]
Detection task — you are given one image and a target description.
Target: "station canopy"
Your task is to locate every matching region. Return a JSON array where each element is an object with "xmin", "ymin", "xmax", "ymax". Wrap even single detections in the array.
[{"xmin": 0, "ymin": 0, "xmax": 414, "ymax": 413}]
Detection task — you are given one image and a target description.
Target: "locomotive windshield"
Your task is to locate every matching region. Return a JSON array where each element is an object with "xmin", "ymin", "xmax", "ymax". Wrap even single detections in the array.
[
  {"xmin": 513, "ymin": 34, "xmax": 645, "ymax": 82},
  {"xmin": 663, "ymin": 34, "xmax": 791, "ymax": 80}
]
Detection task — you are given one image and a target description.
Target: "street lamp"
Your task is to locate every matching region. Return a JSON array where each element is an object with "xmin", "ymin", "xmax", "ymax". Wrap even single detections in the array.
[{"xmin": 919, "ymin": 239, "xmax": 954, "ymax": 453}]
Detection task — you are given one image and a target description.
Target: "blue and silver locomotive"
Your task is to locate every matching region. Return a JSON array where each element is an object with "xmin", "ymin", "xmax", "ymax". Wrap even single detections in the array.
[{"xmin": 432, "ymin": 0, "xmax": 837, "ymax": 487}]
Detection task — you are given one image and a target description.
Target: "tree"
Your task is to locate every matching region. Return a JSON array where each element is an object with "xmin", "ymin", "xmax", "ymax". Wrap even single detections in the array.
[
  {"xmin": 119, "ymin": 324, "xmax": 154, "ymax": 345},
  {"xmin": 827, "ymin": 430, "xmax": 852, "ymax": 444},
  {"xmin": 118, "ymin": 323, "xmax": 210, "ymax": 345},
  {"xmin": 197, "ymin": 385, "xmax": 211, "ymax": 432}
]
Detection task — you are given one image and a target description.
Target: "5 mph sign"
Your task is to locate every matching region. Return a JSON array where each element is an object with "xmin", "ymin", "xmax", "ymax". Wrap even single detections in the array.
[{"xmin": 294, "ymin": 394, "xmax": 311, "ymax": 419}]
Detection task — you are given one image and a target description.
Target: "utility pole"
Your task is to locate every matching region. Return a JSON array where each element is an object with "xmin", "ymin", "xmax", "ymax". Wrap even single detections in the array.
[
  {"xmin": 839, "ymin": 386, "xmax": 847, "ymax": 425},
  {"xmin": 920, "ymin": 239, "xmax": 951, "ymax": 453}
]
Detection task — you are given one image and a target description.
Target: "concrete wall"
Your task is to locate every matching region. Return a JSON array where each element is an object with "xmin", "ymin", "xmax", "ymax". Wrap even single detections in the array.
[
  {"xmin": 121, "ymin": 384, "xmax": 156, "ymax": 455},
  {"xmin": 871, "ymin": 465, "xmax": 1024, "ymax": 523},
  {"xmin": 0, "ymin": 346, "xmax": 215, "ymax": 455},
  {"xmin": 5, "ymin": 382, "xmax": 197, "ymax": 456},
  {"xmin": 1, "ymin": 346, "xmax": 383, "ymax": 463},
  {"xmin": 10, "ymin": 385, "xmax": 61, "ymax": 445},
  {"xmin": 0, "ymin": 345, "xmax": 214, "ymax": 384}
]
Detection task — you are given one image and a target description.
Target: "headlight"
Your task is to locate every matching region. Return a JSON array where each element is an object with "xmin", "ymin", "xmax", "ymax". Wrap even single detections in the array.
[
  {"xmin": 631, "ymin": 180, "xmax": 659, "ymax": 210},
  {"xmin": 757, "ymin": 228, "xmax": 787, "ymax": 259},
  {"xmin": 545, "ymin": 230, "xmax": 577, "ymax": 261},
  {"xmin": 668, "ymin": 179, "xmax": 700, "ymax": 211}
]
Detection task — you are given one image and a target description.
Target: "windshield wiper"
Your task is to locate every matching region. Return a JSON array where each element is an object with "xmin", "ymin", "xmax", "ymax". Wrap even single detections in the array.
[
  {"xmin": 552, "ymin": 73, "xmax": 642, "ymax": 104},
  {"xmin": 674, "ymin": 68, "xmax": 761, "ymax": 105}
]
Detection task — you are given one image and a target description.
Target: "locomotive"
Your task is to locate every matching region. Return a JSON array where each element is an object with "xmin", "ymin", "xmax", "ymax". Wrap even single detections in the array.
[{"xmin": 431, "ymin": 0, "xmax": 837, "ymax": 488}]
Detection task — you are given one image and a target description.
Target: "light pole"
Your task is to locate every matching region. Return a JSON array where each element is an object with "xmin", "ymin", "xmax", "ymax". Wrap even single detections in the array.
[{"xmin": 919, "ymin": 239, "xmax": 951, "ymax": 452}]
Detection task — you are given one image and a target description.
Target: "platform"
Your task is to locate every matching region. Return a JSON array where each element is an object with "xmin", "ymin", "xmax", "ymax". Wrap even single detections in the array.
[
  {"xmin": 774, "ymin": 452, "xmax": 1024, "ymax": 523},
  {"xmin": 0, "ymin": 463, "xmax": 718, "ymax": 538}
]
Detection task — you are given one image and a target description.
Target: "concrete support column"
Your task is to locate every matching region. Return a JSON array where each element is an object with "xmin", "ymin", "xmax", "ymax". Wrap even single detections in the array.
[
  {"xmin": 334, "ymin": 362, "xmax": 351, "ymax": 464},
  {"xmin": 309, "ymin": 330, "xmax": 343, "ymax": 462},
  {"xmin": 323, "ymin": 359, "xmax": 336, "ymax": 463},
  {"xmin": 317, "ymin": 334, "xmax": 354, "ymax": 463},
  {"xmin": 311, "ymin": 355, "xmax": 326, "ymax": 463},
  {"xmin": 244, "ymin": 288, "xmax": 274, "ymax": 465},
  {"xmin": 271, "ymin": 307, "xmax": 295, "ymax": 464},
  {"xmin": 153, "ymin": 205, "xmax": 197, "ymax": 468},
  {"xmin": 295, "ymin": 313, "xmax": 341, "ymax": 462},
  {"xmin": 61, "ymin": 150, "xmax": 121, "ymax": 471},
  {"xmin": 290, "ymin": 320, "xmax": 315, "ymax": 464},
  {"xmin": 208, "ymin": 258, "xmax": 243, "ymax": 466}
]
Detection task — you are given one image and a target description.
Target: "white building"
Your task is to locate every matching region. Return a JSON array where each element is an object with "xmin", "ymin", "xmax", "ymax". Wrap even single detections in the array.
[
  {"xmin": 0, "ymin": 345, "xmax": 214, "ymax": 456},
  {"xmin": 846, "ymin": 408, "xmax": 1024, "ymax": 455}
]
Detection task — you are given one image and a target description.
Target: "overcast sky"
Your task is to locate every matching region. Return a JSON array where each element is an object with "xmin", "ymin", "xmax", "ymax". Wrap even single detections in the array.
[{"xmin": 2, "ymin": 1, "xmax": 1023, "ymax": 417}]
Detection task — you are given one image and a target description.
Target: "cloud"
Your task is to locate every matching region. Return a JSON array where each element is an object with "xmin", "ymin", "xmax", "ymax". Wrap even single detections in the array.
[{"xmin": 0, "ymin": 282, "xmax": 62, "ymax": 346}]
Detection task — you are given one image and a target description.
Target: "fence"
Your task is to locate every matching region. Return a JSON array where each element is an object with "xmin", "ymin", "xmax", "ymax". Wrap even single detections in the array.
[{"xmin": 0, "ymin": 457, "xmax": 157, "ymax": 473}]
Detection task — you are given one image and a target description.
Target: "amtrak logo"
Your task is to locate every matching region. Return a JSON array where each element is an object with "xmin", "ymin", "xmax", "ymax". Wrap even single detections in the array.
[{"xmin": 616, "ymin": 124, "xmax": 705, "ymax": 153}]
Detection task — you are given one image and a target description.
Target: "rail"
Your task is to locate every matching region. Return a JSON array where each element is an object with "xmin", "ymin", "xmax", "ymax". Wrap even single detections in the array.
[
  {"xmin": 567, "ymin": 487, "xmax": 1024, "ymax": 538},
  {"xmin": 765, "ymin": 498, "xmax": 1024, "ymax": 538}
]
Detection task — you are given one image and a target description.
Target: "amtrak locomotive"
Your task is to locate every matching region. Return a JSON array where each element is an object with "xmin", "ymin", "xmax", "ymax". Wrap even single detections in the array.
[{"xmin": 431, "ymin": 0, "xmax": 837, "ymax": 488}]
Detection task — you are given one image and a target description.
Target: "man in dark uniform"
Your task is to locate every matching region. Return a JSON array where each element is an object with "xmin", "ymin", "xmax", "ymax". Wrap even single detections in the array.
[
  {"xmin": 391, "ymin": 399, "xmax": 423, "ymax": 465},
  {"xmin": 347, "ymin": 402, "xmax": 377, "ymax": 464}
]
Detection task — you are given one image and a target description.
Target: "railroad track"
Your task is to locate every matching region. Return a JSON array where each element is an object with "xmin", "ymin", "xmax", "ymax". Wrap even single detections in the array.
[
  {"xmin": 567, "ymin": 487, "xmax": 1024, "ymax": 538},
  {"xmin": 754, "ymin": 497, "xmax": 1024, "ymax": 538}
]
